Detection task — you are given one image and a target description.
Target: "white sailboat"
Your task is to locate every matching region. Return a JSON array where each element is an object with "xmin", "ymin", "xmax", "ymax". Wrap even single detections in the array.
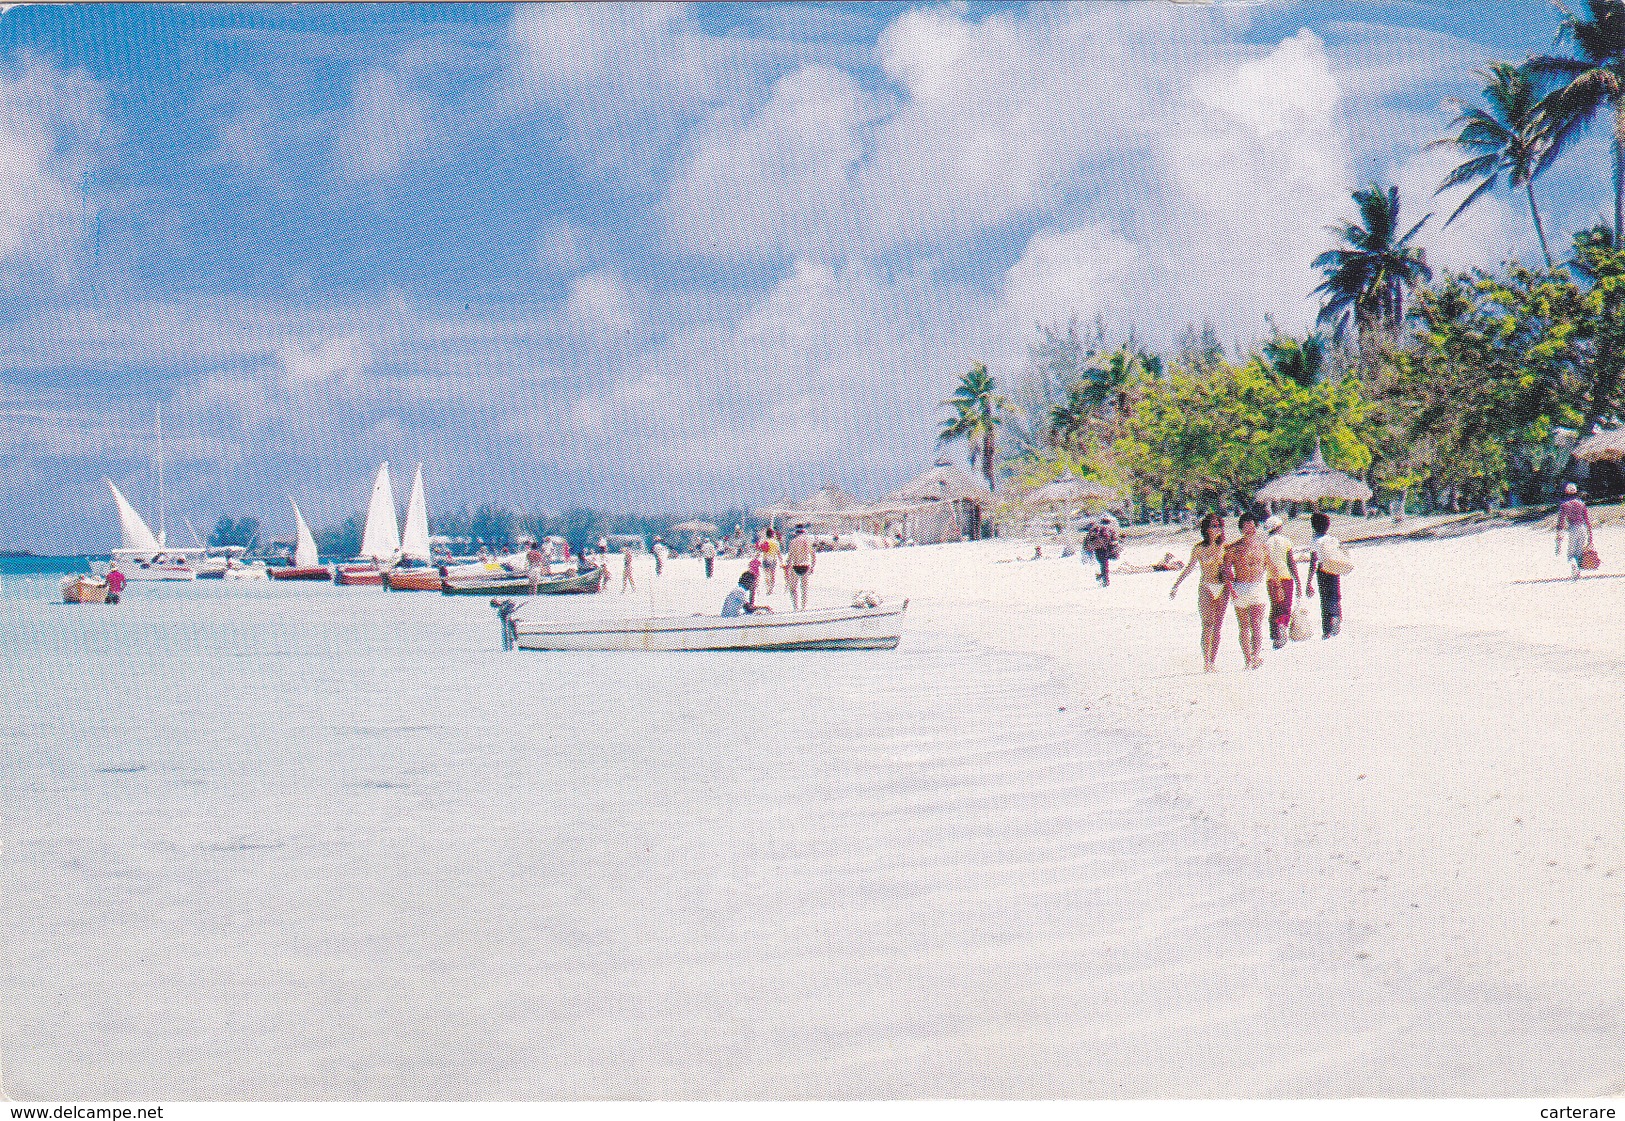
[
  {"xmin": 106, "ymin": 478, "xmax": 200, "ymax": 581},
  {"xmin": 383, "ymin": 464, "xmax": 444, "ymax": 590},
  {"xmin": 399, "ymin": 465, "xmax": 431, "ymax": 563},
  {"xmin": 269, "ymin": 499, "xmax": 331, "ymax": 580},
  {"xmin": 335, "ymin": 463, "xmax": 399, "ymax": 585},
  {"xmin": 105, "ymin": 406, "xmax": 206, "ymax": 580}
]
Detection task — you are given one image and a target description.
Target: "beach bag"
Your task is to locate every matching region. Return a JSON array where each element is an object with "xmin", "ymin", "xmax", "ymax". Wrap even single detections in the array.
[
  {"xmin": 1318, "ymin": 545, "xmax": 1354, "ymax": 576},
  {"xmin": 1580, "ymin": 546, "xmax": 1601, "ymax": 571},
  {"xmin": 1289, "ymin": 603, "xmax": 1313, "ymax": 642}
]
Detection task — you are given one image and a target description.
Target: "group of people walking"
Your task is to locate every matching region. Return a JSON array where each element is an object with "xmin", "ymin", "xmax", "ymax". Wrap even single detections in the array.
[{"xmin": 1168, "ymin": 511, "xmax": 1348, "ymax": 672}]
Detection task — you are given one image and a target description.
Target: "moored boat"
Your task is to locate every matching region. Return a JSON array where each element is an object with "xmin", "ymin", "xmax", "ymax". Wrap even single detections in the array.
[
  {"xmin": 494, "ymin": 598, "xmax": 907, "ymax": 651},
  {"xmin": 382, "ymin": 465, "xmax": 441, "ymax": 590},
  {"xmin": 60, "ymin": 575, "xmax": 110, "ymax": 604},
  {"xmin": 443, "ymin": 564, "xmax": 601, "ymax": 596},
  {"xmin": 222, "ymin": 561, "xmax": 269, "ymax": 582},
  {"xmin": 105, "ymin": 480, "xmax": 202, "ymax": 580},
  {"xmin": 267, "ymin": 499, "xmax": 331, "ymax": 580},
  {"xmin": 384, "ymin": 566, "xmax": 443, "ymax": 591},
  {"xmin": 333, "ymin": 463, "xmax": 400, "ymax": 586}
]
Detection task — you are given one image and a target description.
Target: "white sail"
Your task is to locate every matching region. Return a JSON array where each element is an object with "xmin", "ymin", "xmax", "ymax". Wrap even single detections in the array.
[
  {"xmin": 399, "ymin": 464, "xmax": 431, "ymax": 562},
  {"xmin": 107, "ymin": 480, "xmax": 162, "ymax": 552},
  {"xmin": 290, "ymin": 499, "xmax": 320, "ymax": 568},
  {"xmin": 357, "ymin": 462, "xmax": 400, "ymax": 561}
]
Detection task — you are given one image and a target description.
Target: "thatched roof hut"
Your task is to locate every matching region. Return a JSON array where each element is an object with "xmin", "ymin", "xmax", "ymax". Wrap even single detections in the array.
[
  {"xmin": 879, "ymin": 459, "xmax": 993, "ymax": 508},
  {"xmin": 669, "ymin": 520, "xmax": 718, "ymax": 536},
  {"xmin": 1256, "ymin": 443, "xmax": 1372, "ymax": 504},
  {"xmin": 1023, "ymin": 473, "xmax": 1119, "ymax": 508},
  {"xmin": 1573, "ymin": 427, "xmax": 1625, "ymax": 463}
]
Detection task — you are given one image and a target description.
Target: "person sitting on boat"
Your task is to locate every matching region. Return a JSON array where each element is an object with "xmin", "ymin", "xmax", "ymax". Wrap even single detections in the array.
[
  {"xmin": 722, "ymin": 570, "xmax": 772, "ymax": 618},
  {"xmin": 526, "ymin": 541, "xmax": 546, "ymax": 593}
]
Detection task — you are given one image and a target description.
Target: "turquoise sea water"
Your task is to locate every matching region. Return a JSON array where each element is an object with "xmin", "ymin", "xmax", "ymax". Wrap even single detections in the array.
[
  {"xmin": 0, "ymin": 555, "xmax": 96, "ymax": 578},
  {"xmin": 2, "ymin": 577, "xmax": 1620, "ymax": 1098}
]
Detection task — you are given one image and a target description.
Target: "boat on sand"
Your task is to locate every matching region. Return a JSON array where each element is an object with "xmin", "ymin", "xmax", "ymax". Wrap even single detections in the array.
[
  {"xmin": 443, "ymin": 565, "xmax": 600, "ymax": 596},
  {"xmin": 60, "ymin": 575, "xmax": 110, "ymax": 604},
  {"xmin": 492, "ymin": 599, "xmax": 907, "ymax": 651}
]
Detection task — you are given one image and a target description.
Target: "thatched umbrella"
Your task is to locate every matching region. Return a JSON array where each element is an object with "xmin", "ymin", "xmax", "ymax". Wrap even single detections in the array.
[
  {"xmin": 1256, "ymin": 443, "xmax": 1372, "ymax": 504},
  {"xmin": 1024, "ymin": 472, "xmax": 1119, "ymax": 508},
  {"xmin": 669, "ymin": 519, "xmax": 718, "ymax": 537},
  {"xmin": 1573, "ymin": 427, "xmax": 1625, "ymax": 463}
]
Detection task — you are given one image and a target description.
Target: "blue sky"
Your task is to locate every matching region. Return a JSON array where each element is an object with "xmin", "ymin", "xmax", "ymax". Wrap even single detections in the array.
[{"xmin": 0, "ymin": 0, "xmax": 1610, "ymax": 550}]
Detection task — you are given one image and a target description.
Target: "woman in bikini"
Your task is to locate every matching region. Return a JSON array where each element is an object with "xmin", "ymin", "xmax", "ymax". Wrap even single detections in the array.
[
  {"xmin": 1221, "ymin": 512, "xmax": 1270, "ymax": 669},
  {"xmin": 1169, "ymin": 512, "xmax": 1229, "ymax": 672}
]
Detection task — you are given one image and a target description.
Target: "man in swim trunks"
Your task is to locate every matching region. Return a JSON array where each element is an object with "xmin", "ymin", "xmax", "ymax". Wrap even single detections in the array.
[
  {"xmin": 1222, "ymin": 512, "xmax": 1270, "ymax": 669},
  {"xmin": 785, "ymin": 524, "xmax": 815, "ymax": 610}
]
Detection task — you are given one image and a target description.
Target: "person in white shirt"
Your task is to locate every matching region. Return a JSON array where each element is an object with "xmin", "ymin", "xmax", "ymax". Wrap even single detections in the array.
[{"xmin": 1305, "ymin": 511, "xmax": 1344, "ymax": 638}]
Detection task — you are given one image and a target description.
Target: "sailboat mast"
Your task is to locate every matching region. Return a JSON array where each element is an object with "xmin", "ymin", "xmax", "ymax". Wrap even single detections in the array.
[{"xmin": 155, "ymin": 405, "xmax": 167, "ymax": 546}]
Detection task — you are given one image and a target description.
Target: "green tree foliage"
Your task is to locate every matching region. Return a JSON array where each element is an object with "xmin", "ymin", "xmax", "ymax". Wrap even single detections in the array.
[
  {"xmin": 1430, "ymin": 62, "xmax": 1557, "ymax": 267},
  {"xmin": 1314, "ymin": 184, "xmax": 1433, "ymax": 347},
  {"xmin": 938, "ymin": 362, "xmax": 1006, "ymax": 491},
  {"xmin": 1529, "ymin": 0, "xmax": 1625, "ymax": 243},
  {"xmin": 1117, "ymin": 359, "xmax": 1372, "ymax": 511},
  {"xmin": 1365, "ymin": 242, "xmax": 1625, "ymax": 505},
  {"xmin": 315, "ymin": 514, "xmax": 363, "ymax": 560},
  {"xmin": 1262, "ymin": 331, "xmax": 1329, "ymax": 388},
  {"xmin": 208, "ymin": 515, "xmax": 260, "ymax": 550}
]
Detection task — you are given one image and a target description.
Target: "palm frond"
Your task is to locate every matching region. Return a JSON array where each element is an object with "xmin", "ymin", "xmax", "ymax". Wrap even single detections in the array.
[{"xmin": 1442, "ymin": 174, "xmax": 1500, "ymax": 228}]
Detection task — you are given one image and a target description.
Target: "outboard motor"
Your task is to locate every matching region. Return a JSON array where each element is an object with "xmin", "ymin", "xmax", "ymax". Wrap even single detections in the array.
[{"xmin": 491, "ymin": 598, "xmax": 518, "ymax": 651}]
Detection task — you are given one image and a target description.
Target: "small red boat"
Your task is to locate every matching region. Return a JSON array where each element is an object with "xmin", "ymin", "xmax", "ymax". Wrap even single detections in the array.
[
  {"xmin": 334, "ymin": 563, "xmax": 383, "ymax": 586},
  {"xmin": 268, "ymin": 564, "xmax": 331, "ymax": 581},
  {"xmin": 271, "ymin": 500, "xmax": 331, "ymax": 580},
  {"xmin": 383, "ymin": 567, "xmax": 443, "ymax": 591}
]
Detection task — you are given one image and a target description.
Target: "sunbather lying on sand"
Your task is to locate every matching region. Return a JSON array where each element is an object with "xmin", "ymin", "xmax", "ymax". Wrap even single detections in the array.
[{"xmin": 1114, "ymin": 552, "xmax": 1185, "ymax": 575}]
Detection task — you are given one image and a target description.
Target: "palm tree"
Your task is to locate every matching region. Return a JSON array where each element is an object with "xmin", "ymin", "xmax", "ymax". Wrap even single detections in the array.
[
  {"xmin": 1429, "ymin": 62, "xmax": 1556, "ymax": 267},
  {"xmin": 1529, "ymin": 0, "xmax": 1625, "ymax": 245},
  {"xmin": 1262, "ymin": 331, "xmax": 1327, "ymax": 388},
  {"xmin": 1048, "ymin": 346, "xmax": 1160, "ymax": 444},
  {"xmin": 1312, "ymin": 183, "xmax": 1433, "ymax": 346},
  {"xmin": 939, "ymin": 362, "xmax": 1006, "ymax": 492}
]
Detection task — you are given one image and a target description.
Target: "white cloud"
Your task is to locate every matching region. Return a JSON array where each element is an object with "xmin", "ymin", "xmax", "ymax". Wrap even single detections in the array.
[
  {"xmin": 565, "ymin": 272, "xmax": 635, "ymax": 333},
  {"xmin": 996, "ymin": 226, "xmax": 1142, "ymax": 349},
  {"xmin": 666, "ymin": 66, "xmax": 877, "ymax": 259},
  {"xmin": 335, "ymin": 67, "xmax": 432, "ymax": 182},
  {"xmin": 0, "ymin": 57, "xmax": 105, "ymax": 280},
  {"xmin": 1394, "ymin": 143, "xmax": 1522, "ymax": 274},
  {"xmin": 278, "ymin": 333, "xmax": 374, "ymax": 386}
]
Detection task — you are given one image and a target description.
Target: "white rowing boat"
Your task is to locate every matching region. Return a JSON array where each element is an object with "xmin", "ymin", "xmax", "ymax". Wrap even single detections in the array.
[{"xmin": 494, "ymin": 600, "xmax": 907, "ymax": 652}]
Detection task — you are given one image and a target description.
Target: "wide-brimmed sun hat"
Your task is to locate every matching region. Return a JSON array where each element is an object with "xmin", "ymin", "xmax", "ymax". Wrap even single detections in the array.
[
  {"xmin": 1565, "ymin": 482, "xmax": 1579, "ymax": 494},
  {"xmin": 1263, "ymin": 515, "xmax": 1284, "ymax": 532}
]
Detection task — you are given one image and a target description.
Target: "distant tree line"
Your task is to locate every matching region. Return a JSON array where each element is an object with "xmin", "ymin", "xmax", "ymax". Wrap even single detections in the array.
[{"xmin": 292, "ymin": 503, "xmax": 766, "ymax": 560}]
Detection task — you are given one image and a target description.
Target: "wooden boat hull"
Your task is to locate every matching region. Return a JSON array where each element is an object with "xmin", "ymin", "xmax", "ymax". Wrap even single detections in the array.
[
  {"xmin": 61, "ymin": 576, "xmax": 109, "ymax": 604},
  {"xmin": 443, "ymin": 566, "xmax": 601, "ymax": 596},
  {"xmin": 383, "ymin": 569, "xmax": 444, "ymax": 592},
  {"xmin": 267, "ymin": 565, "xmax": 332, "ymax": 581},
  {"xmin": 333, "ymin": 565, "xmax": 383, "ymax": 586},
  {"xmin": 501, "ymin": 601, "xmax": 906, "ymax": 652}
]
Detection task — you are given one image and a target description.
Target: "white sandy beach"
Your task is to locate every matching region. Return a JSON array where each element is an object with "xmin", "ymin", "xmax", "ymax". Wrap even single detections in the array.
[
  {"xmin": 787, "ymin": 515, "xmax": 1625, "ymax": 1083},
  {"xmin": 4, "ymin": 519, "xmax": 1622, "ymax": 1099}
]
